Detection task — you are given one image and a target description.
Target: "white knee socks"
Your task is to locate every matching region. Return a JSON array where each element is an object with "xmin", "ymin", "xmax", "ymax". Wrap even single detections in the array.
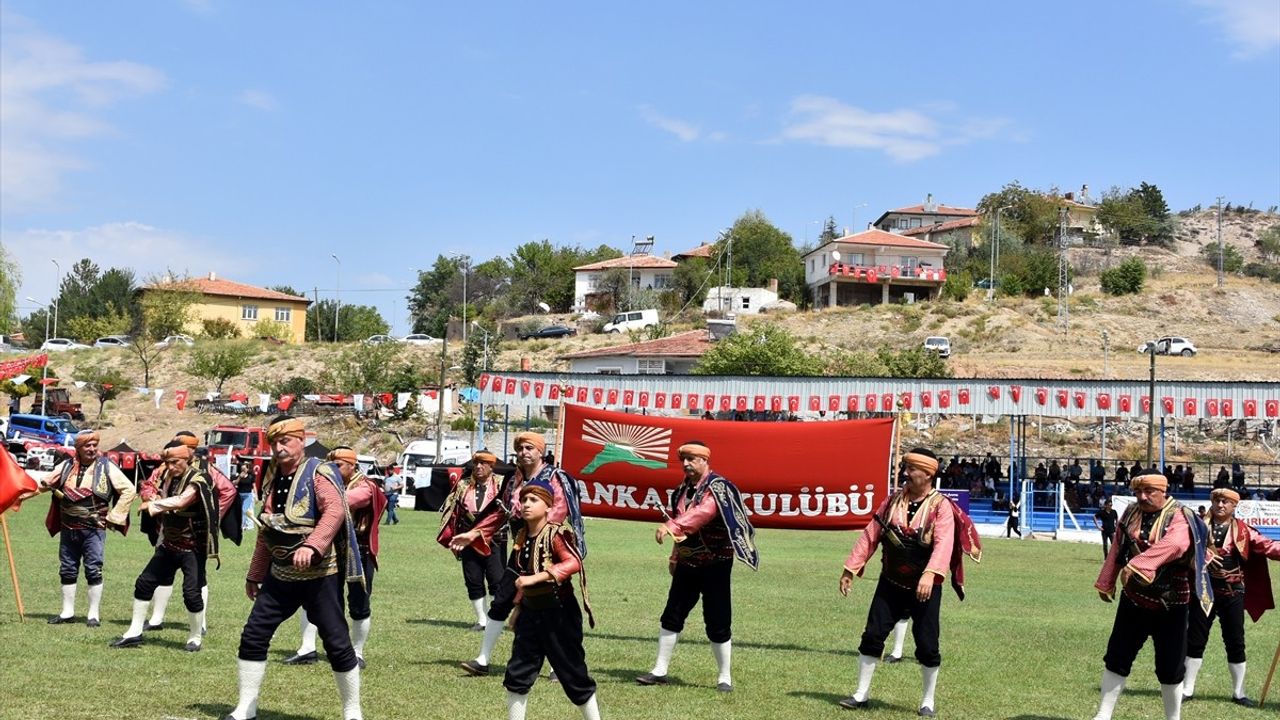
[
  {"xmin": 476, "ymin": 618, "xmax": 504, "ymax": 666},
  {"xmin": 890, "ymin": 619, "xmax": 909, "ymax": 659},
  {"xmin": 297, "ymin": 610, "xmax": 317, "ymax": 655},
  {"xmin": 651, "ymin": 629, "xmax": 679, "ymax": 676},
  {"xmin": 853, "ymin": 654, "xmax": 878, "ymax": 702},
  {"xmin": 1182, "ymin": 657, "xmax": 1202, "ymax": 697},
  {"xmin": 86, "ymin": 583, "xmax": 103, "ymax": 622},
  {"xmin": 200, "ymin": 585, "xmax": 209, "ymax": 633},
  {"xmin": 472, "ymin": 597, "xmax": 487, "ymax": 626},
  {"xmin": 59, "ymin": 583, "xmax": 76, "ymax": 619},
  {"xmin": 231, "ymin": 659, "xmax": 266, "ymax": 720},
  {"xmin": 352, "ymin": 617, "xmax": 371, "ymax": 659},
  {"xmin": 1093, "ymin": 669, "xmax": 1126, "ymax": 720},
  {"xmin": 187, "ymin": 610, "xmax": 205, "ymax": 647},
  {"xmin": 123, "ymin": 598, "xmax": 149, "ymax": 638},
  {"xmin": 921, "ymin": 665, "xmax": 939, "ymax": 710},
  {"xmin": 149, "ymin": 584, "xmax": 173, "ymax": 625},
  {"xmin": 1228, "ymin": 662, "xmax": 1247, "ymax": 699},
  {"xmin": 577, "ymin": 693, "xmax": 601, "ymax": 720},
  {"xmin": 506, "ymin": 691, "xmax": 528, "ymax": 720},
  {"xmin": 1160, "ymin": 682, "xmax": 1182, "ymax": 720},
  {"xmin": 335, "ymin": 668, "xmax": 362, "ymax": 720},
  {"xmin": 711, "ymin": 640, "xmax": 732, "ymax": 685}
]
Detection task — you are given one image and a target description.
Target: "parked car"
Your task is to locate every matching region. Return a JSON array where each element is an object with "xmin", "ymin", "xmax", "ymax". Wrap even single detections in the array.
[
  {"xmin": 518, "ymin": 325, "xmax": 578, "ymax": 340},
  {"xmin": 1138, "ymin": 336, "xmax": 1198, "ymax": 357},
  {"xmin": 5, "ymin": 413, "xmax": 80, "ymax": 445},
  {"xmin": 154, "ymin": 334, "xmax": 195, "ymax": 348},
  {"xmin": 923, "ymin": 336, "xmax": 952, "ymax": 359},
  {"xmin": 402, "ymin": 333, "xmax": 441, "ymax": 346},
  {"xmin": 93, "ymin": 335, "xmax": 131, "ymax": 349},
  {"xmin": 603, "ymin": 309, "xmax": 659, "ymax": 333},
  {"xmin": 40, "ymin": 338, "xmax": 91, "ymax": 352},
  {"xmin": 364, "ymin": 334, "xmax": 400, "ymax": 346}
]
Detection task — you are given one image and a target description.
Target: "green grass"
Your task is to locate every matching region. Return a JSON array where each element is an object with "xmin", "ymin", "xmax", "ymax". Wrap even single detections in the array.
[{"xmin": 0, "ymin": 507, "xmax": 1271, "ymax": 720}]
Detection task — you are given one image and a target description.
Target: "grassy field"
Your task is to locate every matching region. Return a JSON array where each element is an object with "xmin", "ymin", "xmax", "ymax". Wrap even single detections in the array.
[{"xmin": 0, "ymin": 506, "xmax": 1274, "ymax": 720}]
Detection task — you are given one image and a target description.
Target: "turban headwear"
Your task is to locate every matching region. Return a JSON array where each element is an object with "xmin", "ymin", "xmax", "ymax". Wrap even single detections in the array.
[
  {"xmin": 1130, "ymin": 473, "xmax": 1169, "ymax": 493},
  {"xmin": 162, "ymin": 445, "xmax": 194, "ymax": 461},
  {"xmin": 677, "ymin": 443, "xmax": 711, "ymax": 461},
  {"xmin": 1210, "ymin": 488, "xmax": 1241, "ymax": 504},
  {"xmin": 73, "ymin": 430, "xmax": 100, "ymax": 447},
  {"xmin": 473, "ymin": 450, "xmax": 498, "ymax": 464},
  {"xmin": 266, "ymin": 417, "xmax": 306, "ymax": 441},
  {"xmin": 328, "ymin": 448, "xmax": 357, "ymax": 464},
  {"xmin": 175, "ymin": 434, "xmax": 199, "ymax": 449},
  {"xmin": 519, "ymin": 479, "xmax": 555, "ymax": 506},
  {"xmin": 903, "ymin": 452, "xmax": 940, "ymax": 476},
  {"xmin": 513, "ymin": 432, "xmax": 546, "ymax": 453}
]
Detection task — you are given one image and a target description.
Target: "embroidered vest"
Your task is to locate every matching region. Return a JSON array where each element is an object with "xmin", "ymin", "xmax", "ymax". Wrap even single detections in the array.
[
  {"xmin": 259, "ymin": 458, "xmax": 339, "ymax": 581},
  {"xmin": 159, "ymin": 467, "xmax": 208, "ymax": 550},
  {"xmin": 56, "ymin": 457, "xmax": 115, "ymax": 528}
]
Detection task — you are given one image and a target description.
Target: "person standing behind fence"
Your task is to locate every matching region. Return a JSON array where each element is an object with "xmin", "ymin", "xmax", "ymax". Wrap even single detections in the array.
[
  {"xmin": 236, "ymin": 461, "xmax": 256, "ymax": 531},
  {"xmin": 1093, "ymin": 500, "xmax": 1118, "ymax": 560}
]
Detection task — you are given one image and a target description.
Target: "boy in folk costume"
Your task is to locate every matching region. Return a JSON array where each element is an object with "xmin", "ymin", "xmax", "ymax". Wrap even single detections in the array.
[
  {"xmin": 503, "ymin": 479, "xmax": 600, "ymax": 720},
  {"xmin": 1183, "ymin": 487, "xmax": 1280, "ymax": 706},
  {"xmin": 439, "ymin": 450, "xmax": 508, "ymax": 630},
  {"xmin": 838, "ymin": 448, "xmax": 982, "ymax": 717}
]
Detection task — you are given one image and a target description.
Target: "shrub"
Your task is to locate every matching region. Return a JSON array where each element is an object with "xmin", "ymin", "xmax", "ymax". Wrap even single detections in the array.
[
  {"xmin": 1199, "ymin": 243, "xmax": 1243, "ymax": 273},
  {"xmin": 202, "ymin": 318, "xmax": 240, "ymax": 339},
  {"xmin": 1100, "ymin": 257, "xmax": 1146, "ymax": 295},
  {"xmin": 940, "ymin": 270, "xmax": 972, "ymax": 302},
  {"xmin": 252, "ymin": 319, "xmax": 292, "ymax": 341}
]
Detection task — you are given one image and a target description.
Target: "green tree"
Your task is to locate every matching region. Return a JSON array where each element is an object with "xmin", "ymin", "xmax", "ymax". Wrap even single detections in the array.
[
  {"xmin": 505, "ymin": 241, "xmax": 619, "ymax": 315},
  {"xmin": 1097, "ymin": 184, "xmax": 1174, "ymax": 246},
  {"xmin": 461, "ymin": 323, "xmax": 499, "ymax": 385},
  {"xmin": 188, "ymin": 341, "xmax": 257, "ymax": 394},
  {"xmin": 671, "ymin": 257, "xmax": 712, "ymax": 310},
  {"xmin": 0, "ymin": 244, "xmax": 19, "ymax": 333},
  {"xmin": 324, "ymin": 343, "xmax": 398, "ymax": 393},
  {"xmin": 406, "ymin": 255, "xmax": 464, "ymax": 337},
  {"xmin": 251, "ymin": 319, "xmax": 292, "ymax": 341},
  {"xmin": 202, "ymin": 318, "xmax": 240, "ymax": 339},
  {"xmin": 80, "ymin": 366, "xmax": 129, "ymax": 418},
  {"xmin": 1000, "ymin": 245, "xmax": 1068, "ymax": 297},
  {"xmin": 941, "ymin": 269, "xmax": 972, "ymax": 301},
  {"xmin": 0, "ymin": 363, "xmax": 44, "ymax": 413},
  {"xmin": 1200, "ymin": 243, "xmax": 1243, "ymax": 273},
  {"xmin": 308, "ymin": 301, "xmax": 390, "ymax": 342},
  {"xmin": 1100, "ymin": 257, "xmax": 1146, "ymax": 295},
  {"xmin": 63, "ymin": 304, "xmax": 131, "ymax": 343},
  {"xmin": 693, "ymin": 324, "xmax": 821, "ymax": 376},
  {"xmin": 876, "ymin": 346, "xmax": 953, "ymax": 378},
  {"xmin": 139, "ymin": 280, "xmax": 200, "ymax": 339},
  {"xmin": 976, "ymin": 181, "xmax": 1064, "ymax": 246},
  {"xmin": 715, "ymin": 210, "xmax": 806, "ymax": 304},
  {"xmin": 1256, "ymin": 225, "xmax": 1280, "ymax": 264},
  {"xmin": 818, "ymin": 216, "xmax": 842, "ymax": 243},
  {"xmin": 21, "ymin": 308, "xmax": 50, "ymax": 347}
]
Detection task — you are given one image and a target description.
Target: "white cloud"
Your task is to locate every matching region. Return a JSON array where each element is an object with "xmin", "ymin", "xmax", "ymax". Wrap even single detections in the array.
[
  {"xmin": 780, "ymin": 95, "xmax": 1014, "ymax": 162},
  {"xmin": 238, "ymin": 89, "xmax": 278, "ymax": 112},
  {"xmin": 5, "ymin": 222, "xmax": 253, "ymax": 305},
  {"xmin": 1191, "ymin": 0, "xmax": 1280, "ymax": 57},
  {"xmin": 639, "ymin": 105, "xmax": 701, "ymax": 142},
  {"xmin": 0, "ymin": 14, "xmax": 165, "ymax": 211}
]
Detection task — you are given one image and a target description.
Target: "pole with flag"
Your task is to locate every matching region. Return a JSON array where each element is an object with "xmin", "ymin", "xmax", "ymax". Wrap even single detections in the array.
[
  {"xmin": 1, "ymin": 447, "xmax": 40, "ymax": 619},
  {"xmin": 1261, "ymin": 635, "xmax": 1280, "ymax": 708}
]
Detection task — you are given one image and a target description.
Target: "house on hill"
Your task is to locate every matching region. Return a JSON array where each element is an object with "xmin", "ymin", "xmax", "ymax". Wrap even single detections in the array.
[
  {"xmin": 873, "ymin": 194, "xmax": 977, "ymax": 233},
  {"xmin": 802, "ymin": 229, "xmax": 950, "ymax": 307},
  {"xmin": 559, "ymin": 330, "xmax": 712, "ymax": 375},
  {"xmin": 141, "ymin": 273, "xmax": 311, "ymax": 343},
  {"xmin": 572, "ymin": 254, "xmax": 678, "ymax": 312},
  {"xmin": 901, "ymin": 216, "xmax": 983, "ymax": 251}
]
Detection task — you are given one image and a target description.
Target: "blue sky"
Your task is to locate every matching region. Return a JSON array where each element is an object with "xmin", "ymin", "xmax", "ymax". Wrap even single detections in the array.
[{"xmin": 3, "ymin": 0, "xmax": 1278, "ymax": 334}]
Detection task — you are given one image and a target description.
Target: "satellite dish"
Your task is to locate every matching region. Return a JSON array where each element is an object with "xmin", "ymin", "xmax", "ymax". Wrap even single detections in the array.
[
  {"xmin": 831, "ymin": 250, "xmax": 841, "ymax": 261},
  {"xmin": 537, "ymin": 302, "xmax": 551, "ymax": 313}
]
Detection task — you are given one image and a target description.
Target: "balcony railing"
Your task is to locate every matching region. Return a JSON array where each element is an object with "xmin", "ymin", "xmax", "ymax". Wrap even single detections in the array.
[{"xmin": 827, "ymin": 263, "xmax": 947, "ymax": 283}]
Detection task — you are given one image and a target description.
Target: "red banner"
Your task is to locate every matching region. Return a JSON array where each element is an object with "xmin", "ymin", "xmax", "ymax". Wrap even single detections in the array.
[
  {"xmin": 0, "ymin": 353, "xmax": 49, "ymax": 382},
  {"xmin": 560, "ymin": 404, "xmax": 894, "ymax": 530}
]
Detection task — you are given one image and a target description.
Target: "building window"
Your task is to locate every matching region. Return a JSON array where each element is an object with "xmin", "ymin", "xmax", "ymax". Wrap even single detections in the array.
[
  {"xmin": 810, "ymin": 258, "xmax": 816, "ymax": 273},
  {"xmin": 741, "ymin": 296, "xmax": 751, "ymax": 309},
  {"xmin": 653, "ymin": 274, "xmax": 672, "ymax": 289},
  {"xmin": 275, "ymin": 307, "xmax": 291, "ymax": 322},
  {"xmin": 586, "ymin": 273, "xmax": 601, "ymax": 290},
  {"xmin": 897, "ymin": 218, "xmax": 910, "ymax": 229},
  {"xmin": 241, "ymin": 305, "xmax": 258, "ymax": 320},
  {"xmin": 848, "ymin": 253, "xmax": 864, "ymax": 265},
  {"xmin": 638, "ymin": 359, "xmax": 666, "ymax": 375},
  {"xmin": 598, "ymin": 367, "xmax": 622, "ymax": 375},
  {"xmin": 910, "ymin": 218, "xmax": 923, "ymax": 228}
]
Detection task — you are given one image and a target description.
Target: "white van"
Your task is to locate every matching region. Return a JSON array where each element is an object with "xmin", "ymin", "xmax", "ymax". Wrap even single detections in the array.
[
  {"xmin": 603, "ymin": 309, "xmax": 659, "ymax": 333},
  {"xmin": 397, "ymin": 439, "xmax": 472, "ymax": 471}
]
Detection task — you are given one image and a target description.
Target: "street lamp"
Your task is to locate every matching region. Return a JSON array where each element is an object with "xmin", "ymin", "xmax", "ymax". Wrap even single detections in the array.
[
  {"xmin": 988, "ymin": 205, "xmax": 1012, "ymax": 300},
  {"xmin": 25, "ymin": 297, "xmax": 50, "ymax": 415},
  {"xmin": 51, "ymin": 259, "xmax": 61, "ymax": 340},
  {"xmin": 470, "ymin": 321, "xmax": 494, "ymax": 451},
  {"xmin": 330, "ymin": 254, "xmax": 340, "ymax": 342},
  {"xmin": 449, "ymin": 253, "xmax": 470, "ymax": 346},
  {"xmin": 434, "ymin": 328, "xmax": 462, "ymax": 462}
]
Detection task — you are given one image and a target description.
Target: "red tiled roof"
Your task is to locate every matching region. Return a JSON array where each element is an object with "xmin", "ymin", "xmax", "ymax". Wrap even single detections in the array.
[
  {"xmin": 901, "ymin": 216, "xmax": 981, "ymax": 236},
  {"xmin": 145, "ymin": 277, "xmax": 311, "ymax": 304},
  {"xmin": 559, "ymin": 330, "xmax": 711, "ymax": 360},
  {"xmin": 817, "ymin": 229, "xmax": 950, "ymax": 251},
  {"xmin": 885, "ymin": 204, "xmax": 977, "ymax": 216},
  {"xmin": 574, "ymin": 255, "xmax": 678, "ymax": 271},
  {"xmin": 674, "ymin": 243, "xmax": 714, "ymax": 259}
]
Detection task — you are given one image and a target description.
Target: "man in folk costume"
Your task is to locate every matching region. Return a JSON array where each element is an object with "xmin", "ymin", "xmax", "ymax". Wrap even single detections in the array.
[
  {"xmin": 110, "ymin": 440, "xmax": 221, "ymax": 651},
  {"xmin": 636, "ymin": 440, "xmax": 759, "ymax": 693},
  {"xmin": 461, "ymin": 431, "xmax": 585, "ymax": 677},
  {"xmin": 38, "ymin": 430, "xmax": 136, "ymax": 627},
  {"xmin": 224, "ymin": 416, "xmax": 366, "ymax": 720},
  {"xmin": 141, "ymin": 430, "xmax": 241, "ymax": 634},
  {"xmin": 285, "ymin": 446, "xmax": 386, "ymax": 669},
  {"xmin": 1091, "ymin": 472, "xmax": 1213, "ymax": 720},
  {"xmin": 838, "ymin": 448, "xmax": 982, "ymax": 717},
  {"xmin": 439, "ymin": 449, "xmax": 508, "ymax": 631},
  {"xmin": 1183, "ymin": 487, "xmax": 1280, "ymax": 706},
  {"xmin": 503, "ymin": 478, "xmax": 600, "ymax": 720}
]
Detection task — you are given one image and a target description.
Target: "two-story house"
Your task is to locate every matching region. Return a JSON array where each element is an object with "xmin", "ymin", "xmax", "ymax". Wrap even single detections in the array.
[
  {"xmin": 141, "ymin": 273, "xmax": 311, "ymax": 343},
  {"xmin": 572, "ymin": 255, "xmax": 678, "ymax": 312},
  {"xmin": 872, "ymin": 194, "xmax": 977, "ymax": 234},
  {"xmin": 900, "ymin": 216, "xmax": 983, "ymax": 251},
  {"xmin": 802, "ymin": 229, "xmax": 950, "ymax": 307}
]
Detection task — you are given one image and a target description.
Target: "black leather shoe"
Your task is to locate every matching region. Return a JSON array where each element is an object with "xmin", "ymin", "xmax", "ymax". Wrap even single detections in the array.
[
  {"xmin": 459, "ymin": 660, "xmax": 489, "ymax": 676},
  {"xmin": 47, "ymin": 615, "xmax": 75, "ymax": 624},
  {"xmin": 143, "ymin": 622, "xmax": 164, "ymax": 632},
  {"xmin": 184, "ymin": 641, "xmax": 202, "ymax": 652},
  {"xmin": 717, "ymin": 682, "xmax": 733, "ymax": 693},
  {"xmin": 281, "ymin": 651, "xmax": 318, "ymax": 665},
  {"xmin": 635, "ymin": 672, "xmax": 669, "ymax": 686},
  {"xmin": 85, "ymin": 618, "xmax": 100, "ymax": 628},
  {"xmin": 1233, "ymin": 696, "xmax": 1259, "ymax": 708},
  {"xmin": 837, "ymin": 696, "xmax": 870, "ymax": 709},
  {"xmin": 109, "ymin": 635, "xmax": 143, "ymax": 648},
  {"xmin": 884, "ymin": 655, "xmax": 903, "ymax": 664},
  {"xmin": 918, "ymin": 707, "xmax": 937, "ymax": 718}
]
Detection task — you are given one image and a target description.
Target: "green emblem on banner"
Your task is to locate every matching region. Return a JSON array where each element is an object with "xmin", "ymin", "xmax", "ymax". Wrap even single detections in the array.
[{"xmin": 579, "ymin": 418, "xmax": 672, "ymax": 474}]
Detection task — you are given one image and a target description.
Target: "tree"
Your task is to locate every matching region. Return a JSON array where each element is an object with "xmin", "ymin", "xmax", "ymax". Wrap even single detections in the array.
[
  {"xmin": 1200, "ymin": 243, "xmax": 1243, "ymax": 273},
  {"xmin": 714, "ymin": 210, "xmax": 806, "ymax": 304},
  {"xmin": 202, "ymin": 318, "xmax": 240, "ymax": 339},
  {"xmin": 0, "ymin": 363, "xmax": 43, "ymax": 413},
  {"xmin": 818, "ymin": 216, "xmax": 842, "ymax": 243},
  {"xmin": 876, "ymin": 346, "xmax": 953, "ymax": 378},
  {"xmin": 406, "ymin": 255, "xmax": 464, "ymax": 337},
  {"xmin": 592, "ymin": 268, "xmax": 632, "ymax": 314},
  {"xmin": 671, "ymin": 257, "xmax": 712, "ymax": 310},
  {"xmin": 461, "ymin": 322, "xmax": 500, "ymax": 385},
  {"xmin": 64, "ymin": 305, "xmax": 131, "ymax": 343},
  {"xmin": 1097, "ymin": 184, "xmax": 1175, "ymax": 246},
  {"xmin": 21, "ymin": 308, "xmax": 50, "ymax": 347},
  {"xmin": 505, "ymin": 241, "xmax": 619, "ymax": 315},
  {"xmin": 0, "ymin": 244, "xmax": 19, "ymax": 333},
  {"xmin": 1256, "ymin": 225, "xmax": 1280, "ymax": 264},
  {"xmin": 977, "ymin": 181, "xmax": 1064, "ymax": 246},
  {"xmin": 307, "ymin": 300, "xmax": 390, "ymax": 342},
  {"xmin": 1100, "ymin": 257, "xmax": 1146, "ymax": 295},
  {"xmin": 138, "ymin": 280, "xmax": 200, "ymax": 339},
  {"xmin": 693, "ymin": 324, "xmax": 821, "ymax": 376},
  {"xmin": 324, "ymin": 343, "xmax": 398, "ymax": 393},
  {"xmin": 940, "ymin": 269, "xmax": 972, "ymax": 302},
  {"xmin": 188, "ymin": 341, "xmax": 257, "ymax": 394},
  {"xmin": 80, "ymin": 366, "xmax": 129, "ymax": 418}
]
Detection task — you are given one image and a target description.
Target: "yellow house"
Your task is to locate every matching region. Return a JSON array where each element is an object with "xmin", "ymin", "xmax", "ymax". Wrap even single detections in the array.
[{"xmin": 142, "ymin": 273, "xmax": 311, "ymax": 344}]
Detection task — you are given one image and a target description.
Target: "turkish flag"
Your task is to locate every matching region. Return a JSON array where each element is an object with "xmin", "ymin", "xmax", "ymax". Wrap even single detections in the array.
[
  {"xmin": 1056, "ymin": 390, "xmax": 1069, "ymax": 408},
  {"xmin": 1206, "ymin": 399, "xmax": 1219, "ymax": 417},
  {"xmin": 1009, "ymin": 386, "xmax": 1021, "ymax": 403},
  {"xmin": 607, "ymin": 389, "xmax": 619, "ymax": 405},
  {"xmin": 1244, "ymin": 399, "xmax": 1257, "ymax": 416},
  {"xmin": 549, "ymin": 384, "xmax": 561, "ymax": 401},
  {"xmin": 1074, "ymin": 392, "xmax": 1086, "ymax": 409},
  {"xmin": 704, "ymin": 394, "xmax": 716, "ymax": 410},
  {"xmin": 787, "ymin": 396, "xmax": 800, "ymax": 412},
  {"xmin": 1267, "ymin": 399, "xmax": 1279, "ymax": 418},
  {"xmin": 1183, "ymin": 398, "xmax": 1198, "ymax": 417},
  {"xmin": 1161, "ymin": 397, "xmax": 1175, "ymax": 414},
  {"xmin": 670, "ymin": 393, "xmax": 682, "ymax": 410},
  {"xmin": 561, "ymin": 404, "xmax": 893, "ymax": 530},
  {"xmin": 882, "ymin": 393, "xmax": 894, "ymax": 412},
  {"xmin": 847, "ymin": 395, "xmax": 860, "ymax": 412},
  {"xmin": 505, "ymin": 379, "xmax": 517, "ymax": 394},
  {"xmin": 623, "ymin": 390, "xmax": 635, "ymax": 406},
  {"xmin": 920, "ymin": 391, "xmax": 932, "ymax": 408},
  {"xmin": 1119, "ymin": 395, "xmax": 1131, "ymax": 413},
  {"xmin": 1035, "ymin": 388, "xmax": 1048, "ymax": 405},
  {"xmin": 1141, "ymin": 396, "xmax": 1152, "ymax": 414},
  {"xmin": 735, "ymin": 396, "xmax": 748, "ymax": 411},
  {"xmin": 1221, "ymin": 399, "xmax": 1233, "ymax": 416},
  {"xmin": 808, "ymin": 396, "xmax": 821, "ymax": 412},
  {"xmin": 938, "ymin": 390, "xmax": 951, "ymax": 409},
  {"xmin": 754, "ymin": 396, "xmax": 766, "ymax": 412},
  {"xmin": 478, "ymin": 374, "xmax": 490, "ymax": 390},
  {"xmin": 575, "ymin": 387, "xmax": 588, "ymax": 402},
  {"xmin": 719, "ymin": 396, "xmax": 732, "ymax": 412},
  {"xmin": 639, "ymin": 392, "xmax": 650, "ymax": 408},
  {"xmin": 520, "ymin": 380, "xmax": 531, "ymax": 395},
  {"xmin": 958, "ymin": 388, "xmax": 970, "ymax": 405},
  {"xmin": 988, "ymin": 386, "xmax": 1001, "ymax": 400},
  {"xmin": 771, "ymin": 396, "xmax": 783, "ymax": 412},
  {"xmin": 175, "ymin": 390, "xmax": 189, "ymax": 411},
  {"xmin": 687, "ymin": 394, "xmax": 700, "ymax": 410},
  {"xmin": 654, "ymin": 393, "xmax": 666, "ymax": 409},
  {"xmin": 592, "ymin": 387, "xmax": 604, "ymax": 404},
  {"xmin": 899, "ymin": 393, "xmax": 912, "ymax": 410},
  {"xmin": 0, "ymin": 447, "xmax": 39, "ymax": 514},
  {"xmin": 828, "ymin": 395, "xmax": 841, "ymax": 412},
  {"xmin": 866, "ymin": 394, "xmax": 878, "ymax": 412},
  {"xmin": 1097, "ymin": 393, "xmax": 1112, "ymax": 411},
  {"xmin": 534, "ymin": 382, "xmax": 545, "ymax": 398}
]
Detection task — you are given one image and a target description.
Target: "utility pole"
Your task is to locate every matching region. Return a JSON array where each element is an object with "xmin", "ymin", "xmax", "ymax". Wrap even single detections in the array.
[
  {"xmin": 331, "ymin": 254, "xmax": 341, "ymax": 342},
  {"xmin": 1102, "ymin": 330, "xmax": 1110, "ymax": 376},
  {"xmin": 313, "ymin": 287, "xmax": 320, "ymax": 341},
  {"xmin": 1145, "ymin": 346, "xmax": 1156, "ymax": 468},
  {"xmin": 1216, "ymin": 196, "xmax": 1225, "ymax": 288},
  {"xmin": 435, "ymin": 333, "xmax": 448, "ymax": 463},
  {"xmin": 1056, "ymin": 206, "xmax": 1070, "ymax": 332}
]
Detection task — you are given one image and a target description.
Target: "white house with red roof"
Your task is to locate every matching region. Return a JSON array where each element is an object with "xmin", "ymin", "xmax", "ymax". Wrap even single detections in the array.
[
  {"xmin": 558, "ymin": 330, "xmax": 712, "ymax": 375},
  {"xmin": 802, "ymin": 229, "xmax": 951, "ymax": 307},
  {"xmin": 872, "ymin": 194, "xmax": 978, "ymax": 233},
  {"xmin": 572, "ymin": 254, "xmax": 678, "ymax": 312}
]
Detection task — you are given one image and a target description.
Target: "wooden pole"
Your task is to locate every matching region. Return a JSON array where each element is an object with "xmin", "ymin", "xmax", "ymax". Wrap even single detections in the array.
[
  {"xmin": 1260, "ymin": 633, "xmax": 1280, "ymax": 708},
  {"xmin": 890, "ymin": 399, "xmax": 905, "ymax": 491},
  {"xmin": 553, "ymin": 385, "xmax": 569, "ymax": 467},
  {"xmin": 1, "ymin": 514, "xmax": 26, "ymax": 620}
]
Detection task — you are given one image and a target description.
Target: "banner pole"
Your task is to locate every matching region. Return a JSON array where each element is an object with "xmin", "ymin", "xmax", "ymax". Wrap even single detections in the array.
[
  {"xmin": 1, "ymin": 514, "xmax": 26, "ymax": 620},
  {"xmin": 554, "ymin": 387, "xmax": 569, "ymax": 467},
  {"xmin": 890, "ymin": 401, "xmax": 904, "ymax": 491},
  {"xmin": 1261, "ymin": 632, "xmax": 1280, "ymax": 708}
]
